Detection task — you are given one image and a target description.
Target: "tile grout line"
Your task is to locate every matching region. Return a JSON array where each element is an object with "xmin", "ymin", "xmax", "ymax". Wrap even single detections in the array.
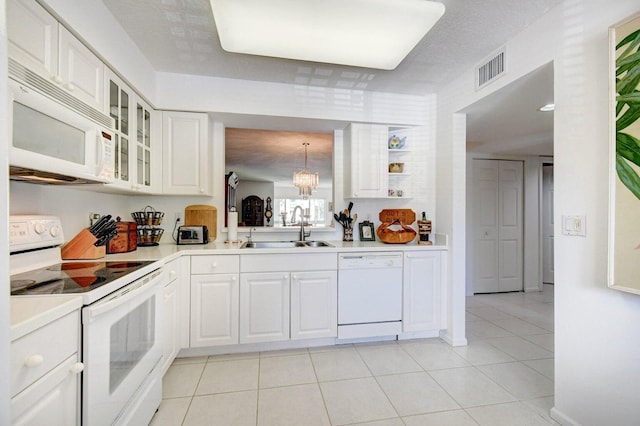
[{"xmin": 307, "ymin": 351, "xmax": 335, "ymax": 425}]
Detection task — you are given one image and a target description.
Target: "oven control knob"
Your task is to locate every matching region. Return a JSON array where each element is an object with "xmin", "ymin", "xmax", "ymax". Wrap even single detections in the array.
[
  {"xmin": 34, "ymin": 223, "xmax": 45, "ymax": 234},
  {"xmin": 50, "ymin": 226, "xmax": 61, "ymax": 237},
  {"xmin": 70, "ymin": 362, "xmax": 84, "ymax": 374},
  {"xmin": 24, "ymin": 354, "xmax": 44, "ymax": 368}
]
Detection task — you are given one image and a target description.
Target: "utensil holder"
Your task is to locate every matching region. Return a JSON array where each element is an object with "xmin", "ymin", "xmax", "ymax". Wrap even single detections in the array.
[
  {"xmin": 61, "ymin": 229, "xmax": 106, "ymax": 260},
  {"xmin": 343, "ymin": 227, "xmax": 353, "ymax": 241}
]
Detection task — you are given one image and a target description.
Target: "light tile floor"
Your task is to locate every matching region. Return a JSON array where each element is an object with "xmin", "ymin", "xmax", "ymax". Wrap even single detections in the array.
[{"xmin": 151, "ymin": 285, "xmax": 556, "ymax": 425}]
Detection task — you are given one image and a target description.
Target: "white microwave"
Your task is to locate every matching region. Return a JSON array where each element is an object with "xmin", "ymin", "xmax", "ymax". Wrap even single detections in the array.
[{"xmin": 8, "ymin": 78, "xmax": 115, "ymax": 184}]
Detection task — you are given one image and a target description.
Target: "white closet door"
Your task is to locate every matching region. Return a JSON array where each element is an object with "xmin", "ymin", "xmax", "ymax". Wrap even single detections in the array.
[
  {"xmin": 542, "ymin": 164, "xmax": 555, "ymax": 284},
  {"xmin": 473, "ymin": 159, "xmax": 523, "ymax": 293},
  {"xmin": 473, "ymin": 160, "xmax": 500, "ymax": 293},
  {"xmin": 498, "ymin": 160, "xmax": 523, "ymax": 292}
]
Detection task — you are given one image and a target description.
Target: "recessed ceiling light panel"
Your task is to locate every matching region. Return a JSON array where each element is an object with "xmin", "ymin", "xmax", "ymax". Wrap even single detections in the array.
[{"xmin": 210, "ymin": 0, "xmax": 445, "ymax": 70}]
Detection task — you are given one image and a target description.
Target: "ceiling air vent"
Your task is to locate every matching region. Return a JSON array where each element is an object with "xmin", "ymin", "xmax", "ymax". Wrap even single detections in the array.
[{"xmin": 476, "ymin": 48, "xmax": 506, "ymax": 90}]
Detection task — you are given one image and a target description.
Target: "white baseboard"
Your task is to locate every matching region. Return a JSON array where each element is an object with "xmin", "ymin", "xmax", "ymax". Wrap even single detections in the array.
[
  {"xmin": 550, "ymin": 406, "xmax": 579, "ymax": 426},
  {"xmin": 439, "ymin": 330, "xmax": 468, "ymax": 346}
]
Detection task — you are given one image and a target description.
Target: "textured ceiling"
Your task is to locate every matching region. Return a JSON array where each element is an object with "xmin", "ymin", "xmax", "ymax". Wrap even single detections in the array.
[
  {"xmin": 102, "ymin": 0, "xmax": 562, "ymax": 95},
  {"xmin": 101, "ymin": 0, "xmax": 559, "ymax": 159}
]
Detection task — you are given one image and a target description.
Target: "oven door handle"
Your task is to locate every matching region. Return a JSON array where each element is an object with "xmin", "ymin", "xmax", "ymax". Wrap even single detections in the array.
[{"xmin": 86, "ymin": 269, "xmax": 165, "ymax": 319}]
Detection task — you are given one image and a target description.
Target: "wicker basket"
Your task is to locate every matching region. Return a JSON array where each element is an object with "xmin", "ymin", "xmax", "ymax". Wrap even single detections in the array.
[
  {"xmin": 136, "ymin": 227, "xmax": 164, "ymax": 246},
  {"xmin": 131, "ymin": 205, "xmax": 164, "ymax": 226},
  {"xmin": 132, "ymin": 206, "xmax": 164, "ymax": 246}
]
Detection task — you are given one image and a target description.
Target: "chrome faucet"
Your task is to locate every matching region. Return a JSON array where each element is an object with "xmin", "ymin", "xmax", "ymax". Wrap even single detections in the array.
[
  {"xmin": 292, "ymin": 206, "xmax": 311, "ymax": 241},
  {"xmin": 248, "ymin": 227, "xmax": 255, "ymax": 243}
]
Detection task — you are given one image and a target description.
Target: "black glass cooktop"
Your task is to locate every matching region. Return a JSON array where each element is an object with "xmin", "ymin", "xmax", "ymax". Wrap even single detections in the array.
[{"xmin": 10, "ymin": 261, "xmax": 154, "ymax": 295}]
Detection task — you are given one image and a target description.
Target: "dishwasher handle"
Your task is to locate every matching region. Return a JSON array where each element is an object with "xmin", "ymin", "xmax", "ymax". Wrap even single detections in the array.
[{"xmin": 339, "ymin": 253, "xmax": 403, "ymax": 269}]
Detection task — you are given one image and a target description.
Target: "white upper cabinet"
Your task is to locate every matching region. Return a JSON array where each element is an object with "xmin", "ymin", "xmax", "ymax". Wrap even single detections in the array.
[
  {"xmin": 105, "ymin": 71, "xmax": 133, "ymax": 189},
  {"xmin": 8, "ymin": 0, "xmax": 104, "ymax": 111},
  {"xmin": 7, "ymin": 0, "xmax": 58, "ymax": 78},
  {"xmin": 162, "ymin": 111, "xmax": 211, "ymax": 196},
  {"xmin": 134, "ymin": 98, "xmax": 161, "ymax": 193},
  {"xmin": 343, "ymin": 123, "xmax": 389, "ymax": 198},
  {"xmin": 57, "ymin": 27, "xmax": 104, "ymax": 111},
  {"xmin": 104, "ymin": 70, "xmax": 160, "ymax": 193},
  {"xmin": 344, "ymin": 123, "xmax": 417, "ymax": 199}
]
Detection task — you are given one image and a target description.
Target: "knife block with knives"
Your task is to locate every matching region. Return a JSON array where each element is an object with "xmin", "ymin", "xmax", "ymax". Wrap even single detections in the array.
[{"xmin": 62, "ymin": 215, "xmax": 118, "ymax": 260}]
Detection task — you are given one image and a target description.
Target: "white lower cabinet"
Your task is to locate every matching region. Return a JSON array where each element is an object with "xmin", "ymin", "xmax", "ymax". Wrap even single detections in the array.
[
  {"xmin": 402, "ymin": 251, "xmax": 442, "ymax": 332},
  {"xmin": 11, "ymin": 354, "xmax": 81, "ymax": 425},
  {"xmin": 291, "ymin": 271, "xmax": 337, "ymax": 340},
  {"xmin": 162, "ymin": 257, "xmax": 190, "ymax": 373},
  {"xmin": 238, "ymin": 253, "xmax": 338, "ymax": 344},
  {"xmin": 191, "ymin": 273, "xmax": 240, "ymax": 347},
  {"xmin": 190, "ymin": 255, "xmax": 240, "ymax": 347},
  {"xmin": 239, "ymin": 272, "xmax": 290, "ymax": 344},
  {"xmin": 11, "ymin": 310, "xmax": 81, "ymax": 425},
  {"xmin": 163, "ymin": 279, "xmax": 178, "ymax": 372}
]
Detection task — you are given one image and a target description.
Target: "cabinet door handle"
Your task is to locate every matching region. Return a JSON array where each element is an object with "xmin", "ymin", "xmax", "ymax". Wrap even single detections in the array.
[
  {"xmin": 199, "ymin": 187, "xmax": 204, "ymax": 193},
  {"xmin": 292, "ymin": 275, "xmax": 298, "ymax": 280},
  {"xmin": 65, "ymin": 82, "xmax": 75, "ymax": 91},
  {"xmin": 24, "ymin": 354, "xmax": 43, "ymax": 368},
  {"xmin": 169, "ymin": 270, "xmax": 177, "ymax": 279},
  {"xmin": 51, "ymin": 75, "xmax": 63, "ymax": 84},
  {"xmin": 70, "ymin": 362, "xmax": 84, "ymax": 374},
  {"xmin": 231, "ymin": 276, "xmax": 237, "ymax": 281},
  {"xmin": 211, "ymin": 262, "xmax": 217, "ymax": 269}
]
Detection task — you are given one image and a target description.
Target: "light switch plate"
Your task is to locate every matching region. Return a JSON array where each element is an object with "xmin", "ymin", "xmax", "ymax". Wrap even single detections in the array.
[{"xmin": 562, "ymin": 215, "xmax": 586, "ymax": 236}]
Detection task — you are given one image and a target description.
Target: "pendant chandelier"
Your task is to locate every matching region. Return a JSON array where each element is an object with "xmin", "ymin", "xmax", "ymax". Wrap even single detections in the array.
[{"xmin": 293, "ymin": 142, "xmax": 319, "ymax": 199}]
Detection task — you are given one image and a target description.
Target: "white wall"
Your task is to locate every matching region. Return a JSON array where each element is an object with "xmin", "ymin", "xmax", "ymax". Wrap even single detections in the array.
[
  {"xmin": 0, "ymin": 0, "xmax": 11, "ymax": 421},
  {"xmin": 439, "ymin": 0, "xmax": 640, "ymax": 423}
]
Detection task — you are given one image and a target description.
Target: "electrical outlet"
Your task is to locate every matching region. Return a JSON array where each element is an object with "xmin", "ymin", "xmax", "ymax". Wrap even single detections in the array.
[{"xmin": 174, "ymin": 212, "xmax": 182, "ymax": 224}]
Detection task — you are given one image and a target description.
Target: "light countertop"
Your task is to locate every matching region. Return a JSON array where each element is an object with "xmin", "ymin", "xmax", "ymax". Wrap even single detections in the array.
[
  {"xmin": 104, "ymin": 234, "xmax": 448, "ymax": 263},
  {"xmin": 11, "ymin": 295, "xmax": 83, "ymax": 341},
  {"xmin": 11, "ymin": 235, "xmax": 447, "ymax": 340}
]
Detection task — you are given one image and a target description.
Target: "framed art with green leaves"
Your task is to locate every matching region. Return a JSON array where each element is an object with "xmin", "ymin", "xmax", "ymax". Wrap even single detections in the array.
[{"xmin": 609, "ymin": 12, "xmax": 640, "ymax": 295}]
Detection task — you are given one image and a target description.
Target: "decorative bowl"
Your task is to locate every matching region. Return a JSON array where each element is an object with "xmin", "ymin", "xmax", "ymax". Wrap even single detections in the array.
[{"xmin": 389, "ymin": 162, "xmax": 404, "ymax": 173}]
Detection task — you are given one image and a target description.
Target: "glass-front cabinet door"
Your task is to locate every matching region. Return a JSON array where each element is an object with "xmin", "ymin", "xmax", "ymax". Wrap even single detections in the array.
[
  {"xmin": 136, "ymin": 99, "xmax": 154, "ymax": 191},
  {"xmin": 104, "ymin": 70, "xmax": 159, "ymax": 193},
  {"xmin": 106, "ymin": 71, "xmax": 131, "ymax": 189}
]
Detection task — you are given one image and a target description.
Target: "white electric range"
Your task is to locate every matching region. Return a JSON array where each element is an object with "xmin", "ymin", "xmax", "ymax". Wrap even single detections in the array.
[{"xmin": 10, "ymin": 215, "xmax": 167, "ymax": 426}]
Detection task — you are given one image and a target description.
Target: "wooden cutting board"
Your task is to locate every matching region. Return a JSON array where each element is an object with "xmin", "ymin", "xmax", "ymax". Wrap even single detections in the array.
[{"xmin": 184, "ymin": 205, "xmax": 217, "ymax": 240}]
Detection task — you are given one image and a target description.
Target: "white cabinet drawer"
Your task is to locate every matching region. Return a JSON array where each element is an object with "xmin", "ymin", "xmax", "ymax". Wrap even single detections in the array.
[
  {"xmin": 240, "ymin": 253, "xmax": 337, "ymax": 273},
  {"xmin": 11, "ymin": 310, "xmax": 79, "ymax": 397},
  {"xmin": 11, "ymin": 354, "xmax": 80, "ymax": 425},
  {"xmin": 164, "ymin": 258, "xmax": 182, "ymax": 283},
  {"xmin": 191, "ymin": 255, "xmax": 239, "ymax": 275}
]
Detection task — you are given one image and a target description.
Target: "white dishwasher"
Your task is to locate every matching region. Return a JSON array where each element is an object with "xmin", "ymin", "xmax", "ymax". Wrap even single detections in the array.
[{"xmin": 338, "ymin": 252, "xmax": 403, "ymax": 339}]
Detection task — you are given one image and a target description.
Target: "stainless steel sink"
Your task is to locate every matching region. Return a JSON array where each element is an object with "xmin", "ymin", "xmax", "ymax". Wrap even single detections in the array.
[
  {"xmin": 241, "ymin": 240, "xmax": 333, "ymax": 249},
  {"xmin": 303, "ymin": 240, "xmax": 333, "ymax": 247}
]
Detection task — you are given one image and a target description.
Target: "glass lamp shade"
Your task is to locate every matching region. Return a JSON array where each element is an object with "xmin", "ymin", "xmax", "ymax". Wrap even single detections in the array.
[{"xmin": 293, "ymin": 169, "xmax": 319, "ymax": 199}]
